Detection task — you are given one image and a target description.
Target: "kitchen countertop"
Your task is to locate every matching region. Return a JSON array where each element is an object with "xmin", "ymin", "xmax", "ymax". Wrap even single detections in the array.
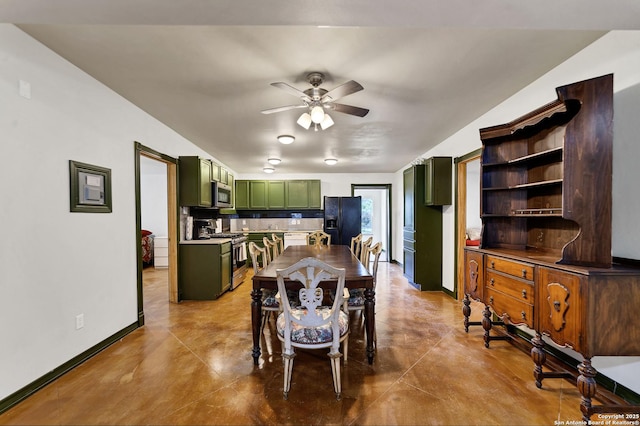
[
  {"xmin": 238, "ymin": 229, "xmax": 316, "ymax": 233},
  {"xmin": 180, "ymin": 238, "xmax": 232, "ymax": 245}
]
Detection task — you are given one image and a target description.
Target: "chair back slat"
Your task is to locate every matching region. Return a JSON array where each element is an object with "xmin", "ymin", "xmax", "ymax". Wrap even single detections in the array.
[{"xmin": 248, "ymin": 242, "xmax": 269, "ymax": 274}]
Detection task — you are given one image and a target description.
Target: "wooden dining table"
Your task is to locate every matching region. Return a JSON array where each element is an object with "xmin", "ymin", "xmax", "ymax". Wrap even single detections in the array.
[{"xmin": 251, "ymin": 244, "xmax": 375, "ymax": 364}]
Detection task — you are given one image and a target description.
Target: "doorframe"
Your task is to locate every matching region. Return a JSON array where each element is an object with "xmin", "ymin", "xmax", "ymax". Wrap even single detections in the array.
[
  {"xmin": 351, "ymin": 184, "xmax": 392, "ymax": 262},
  {"xmin": 454, "ymin": 149, "xmax": 482, "ymax": 300},
  {"xmin": 134, "ymin": 142, "xmax": 179, "ymax": 326}
]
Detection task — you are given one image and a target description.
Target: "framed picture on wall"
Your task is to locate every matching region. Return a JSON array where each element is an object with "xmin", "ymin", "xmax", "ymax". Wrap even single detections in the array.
[{"xmin": 69, "ymin": 160, "xmax": 112, "ymax": 213}]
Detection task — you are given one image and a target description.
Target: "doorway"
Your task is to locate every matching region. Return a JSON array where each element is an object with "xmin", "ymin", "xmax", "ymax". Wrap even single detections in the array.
[
  {"xmin": 352, "ymin": 184, "xmax": 391, "ymax": 262},
  {"xmin": 454, "ymin": 150, "xmax": 481, "ymax": 300},
  {"xmin": 135, "ymin": 142, "xmax": 178, "ymax": 326}
]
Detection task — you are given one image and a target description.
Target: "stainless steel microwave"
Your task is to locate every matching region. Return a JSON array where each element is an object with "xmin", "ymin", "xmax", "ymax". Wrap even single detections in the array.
[{"xmin": 212, "ymin": 181, "xmax": 232, "ymax": 208}]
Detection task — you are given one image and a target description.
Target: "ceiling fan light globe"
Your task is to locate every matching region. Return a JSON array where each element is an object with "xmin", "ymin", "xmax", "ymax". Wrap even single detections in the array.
[
  {"xmin": 310, "ymin": 105, "xmax": 325, "ymax": 124},
  {"xmin": 296, "ymin": 113, "xmax": 312, "ymax": 129},
  {"xmin": 320, "ymin": 114, "xmax": 334, "ymax": 130}
]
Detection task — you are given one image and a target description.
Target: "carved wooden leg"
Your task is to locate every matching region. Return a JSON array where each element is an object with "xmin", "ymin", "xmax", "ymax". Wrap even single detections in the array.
[
  {"xmin": 482, "ymin": 305, "xmax": 493, "ymax": 348},
  {"xmin": 463, "ymin": 294, "xmax": 471, "ymax": 332},
  {"xmin": 531, "ymin": 332, "xmax": 547, "ymax": 388},
  {"xmin": 364, "ymin": 287, "xmax": 376, "ymax": 364},
  {"xmin": 577, "ymin": 358, "xmax": 597, "ymax": 421},
  {"xmin": 329, "ymin": 351, "xmax": 342, "ymax": 400},
  {"xmin": 251, "ymin": 288, "xmax": 263, "ymax": 365}
]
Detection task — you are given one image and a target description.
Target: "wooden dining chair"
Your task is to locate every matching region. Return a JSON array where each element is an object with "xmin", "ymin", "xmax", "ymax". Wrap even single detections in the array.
[
  {"xmin": 350, "ymin": 233, "xmax": 362, "ymax": 258},
  {"xmin": 306, "ymin": 230, "xmax": 331, "ymax": 247},
  {"xmin": 249, "ymin": 242, "xmax": 280, "ymax": 333},
  {"xmin": 275, "ymin": 256, "xmax": 349, "ymax": 400},
  {"xmin": 359, "ymin": 236, "xmax": 373, "ymax": 266},
  {"xmin": 343, "ymin": 241, "xmax": 382, "ymax": 346},
  {"xmin": 263, "ymin": 236, "xmax": 279, "ymax": 260},
  {"xmin": 272, "ymin": 233, "xmax": 284, "ymax": 254}
]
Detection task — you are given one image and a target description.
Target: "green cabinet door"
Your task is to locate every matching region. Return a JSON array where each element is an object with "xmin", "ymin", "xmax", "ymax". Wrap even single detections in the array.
[
  {"xmin": 235, "ymin": 180, "xmax": 249, "ymax": 209},
  {"xmin": 179, "ymin": 156, "xmax": 212, "ymax": 207},
  {"xmin": 211, "ymin": 162, "xmax": 221, "ymax": 182},
  {"xmin": 220, "ymin": 242, "xmax": 231, "ymax": 293},
  {"xmin": 424, "ymin": 156, "xmax": 452, "ymax": 206},
  {"xmin": 179, "ymin": 244, "xmax": 221, "ymax": 299},
  {"xmin": 285, "ymin": 180, "xmax": 308, "ymax": 208},
  {"xmin": 249, "ymin": 181, "xmax": 268, "ymax": 209},
  {"xmin": 267, "ymin": 181, "xmax": 286, "ymax": 209},
  {"xmin": 308, "ymin": 180, "xmax": 321, "ymax": 208}
]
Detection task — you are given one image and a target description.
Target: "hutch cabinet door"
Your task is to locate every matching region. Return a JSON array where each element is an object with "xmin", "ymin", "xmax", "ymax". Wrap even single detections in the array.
[{"xmin": 536, "ymin": 267, "xmax": 583, "ymax": 352}]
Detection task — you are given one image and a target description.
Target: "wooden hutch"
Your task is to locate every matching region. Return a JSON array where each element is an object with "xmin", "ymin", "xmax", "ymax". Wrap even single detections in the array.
[{"xmin": 462, "ymin": 74, "xmax": 640, "ymax": 420}]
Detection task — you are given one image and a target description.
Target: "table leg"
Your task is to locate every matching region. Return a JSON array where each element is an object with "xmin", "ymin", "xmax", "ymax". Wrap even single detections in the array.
[
  {"xmin": 364, "ymin": 287, "xmax": 375, "ymax": 364},
  {"xmin": 251, "ymin": 288, "xmax": 262, "ymax": 365}
]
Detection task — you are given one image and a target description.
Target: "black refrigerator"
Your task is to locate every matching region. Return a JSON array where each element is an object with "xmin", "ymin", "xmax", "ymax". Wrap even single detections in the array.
[{"xmin": 323, "ymin": 196, "xmax": 362, "ymax": 246}]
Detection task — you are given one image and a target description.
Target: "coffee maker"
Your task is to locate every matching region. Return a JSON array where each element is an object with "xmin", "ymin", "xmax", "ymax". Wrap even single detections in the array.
[{"xmin": 193, "ymin": 219, "xmax": 214, "ymax": 239}]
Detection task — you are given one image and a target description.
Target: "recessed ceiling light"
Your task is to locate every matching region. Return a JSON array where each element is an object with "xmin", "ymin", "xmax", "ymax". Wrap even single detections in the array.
[
  {"xmin": 263, "ymin": 166, "xmax": 275, "ymax": 173},
  {"xmin": 268, "ymin": 158, "xmax": 281, "ymax": 165},
  {"xmin": 277, "ymin": 135, "xmax": 295, "ymax": 144},
  {"xmin": 324, "ymin": 158, "xmax": 338, "ymax": 166}
]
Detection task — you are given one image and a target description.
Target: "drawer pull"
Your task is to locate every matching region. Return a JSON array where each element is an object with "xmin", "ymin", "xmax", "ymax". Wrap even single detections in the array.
[
  {"xmin": 490, "ymin": 278, "xmax": 495, "ymax": 286},
  {"xmin": 521, "ymin": 311, "xmax": 526, "ymax": 320},
  {"xmin": 553, "ymin": 300, "xmax": 561, "ymax": 312},
  {"xmin": 490, "ymin": 261, "xmax": 495, "ymax": 269},
  {"xmin": 489, "ymin": 296, "xmax": 494, "ymax": 304},
  {"xmin": 521, "ymin": 289, "xmax": 527, "ymax": 299},
  {"xmin": 521, "ymin": 269, "xmax": 527, "ymax": 278}
]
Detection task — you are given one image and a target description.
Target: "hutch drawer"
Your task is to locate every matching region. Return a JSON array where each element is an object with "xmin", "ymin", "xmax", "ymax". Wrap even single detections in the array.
[
  {"xmin": 486, "ymin": 270, "xmax": 534, "ymax": 304},
  {"xmin": 485, "ymin": 287, "xmax": 534, "ymax": 328},
  {"xmin": 486, "ymin": 255, "xmax": 534, "ymax": 281}
]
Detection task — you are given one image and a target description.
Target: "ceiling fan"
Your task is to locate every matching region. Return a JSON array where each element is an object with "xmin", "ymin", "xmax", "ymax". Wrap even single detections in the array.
[{"xmin": 261, "ymin": 72, "xmax": 369, "ymax": 131}]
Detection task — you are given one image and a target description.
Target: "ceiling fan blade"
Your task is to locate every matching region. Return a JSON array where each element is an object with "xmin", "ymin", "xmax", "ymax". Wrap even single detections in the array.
[
  {"xmin": 328, "ymin": 103, "xmax": 369, "ymax": 117},
  {"xmin": 321, "ymin": 80, "xmax": 364, "ymax": 102},
  {"xmin": 261, "ymin": 104, "xmax": 307, "ymax": 114},
  {"xmin": 270, "ymin": 82, "xmax": 313, "ymax": 103}
]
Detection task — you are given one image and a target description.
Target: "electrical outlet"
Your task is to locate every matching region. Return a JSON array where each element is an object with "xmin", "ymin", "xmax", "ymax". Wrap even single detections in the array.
[{"xmin": 75, "ymin": 314, "xmax": 84, "ymax": 330}]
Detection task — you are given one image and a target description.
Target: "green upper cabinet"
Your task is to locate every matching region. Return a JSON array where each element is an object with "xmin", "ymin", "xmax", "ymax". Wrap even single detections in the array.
[
  {"xmin": 424, "ymin": 156, "xmax": 452, "ymax": 206},
  {"xmin": 179, "ymin": 156, "xmax": 212, "ymax": 207},
  {"xmin": 210, "ymin": 162, "xmax": 221, "ymax": 182},
  {"xmin": 235, "ymin": 180, "xmax": 249, "ymax": 209},
  {"xmin": 233, "ymin": 179, "xmax": 321, "ymax": 210},
  {"xmin": 249, "ymin": 181, "xmax": 268, "ymax": 209},
  {"xmin": 286, "ymin": 180, "xmax": 322, "ymax": 209},
  {"xmin": 219, "ymin": 167, "xmax": 230, "ymax": 185},
  {"xmin": 308, "ymin": 180, "xmax": 321, "ymax": 208},
  {"xmin": 267, "ymin": 181, "xmax": 286, "ymax": 209}
]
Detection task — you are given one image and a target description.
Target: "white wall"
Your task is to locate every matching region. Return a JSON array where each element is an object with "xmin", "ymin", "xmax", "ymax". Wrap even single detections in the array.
[
  {"xmin": 0, "ymin": 24, "xmax": 216, "ymax": 400},
  {"xmin": 415, "ymin": 31, "xmax": 640, "ymax": 394}
]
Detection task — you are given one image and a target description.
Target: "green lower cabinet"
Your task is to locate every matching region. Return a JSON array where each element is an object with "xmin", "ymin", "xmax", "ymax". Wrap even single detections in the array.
[{"xmin": 179, "ymin": 242, "xmax": 231, "ymax": 300}]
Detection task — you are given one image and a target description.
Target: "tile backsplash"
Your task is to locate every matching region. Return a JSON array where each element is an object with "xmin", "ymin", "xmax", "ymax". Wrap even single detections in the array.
[{"xmin": 230, "ymin": 218, "xmax": 323, "ymax": 232}]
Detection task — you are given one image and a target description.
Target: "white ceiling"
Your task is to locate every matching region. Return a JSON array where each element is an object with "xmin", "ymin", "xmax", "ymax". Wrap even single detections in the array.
[{"xmin": 4, "ymin": 1, "xmax": 639, "ymax": 174}]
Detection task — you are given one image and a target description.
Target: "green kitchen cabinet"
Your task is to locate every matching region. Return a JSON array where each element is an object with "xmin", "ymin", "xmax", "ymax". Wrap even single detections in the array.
[
  {"xmin": 249, "ymin": 181, "xmax": 268, "ymax": 209},
  {"xmin": 210, "ymin": 162, "xmax": 221, "ymax": 182},
  {"xmin": 403, "ymin": 164, "xmax": 443, "ymax": 291},
  {"xmin": 285, "ymin": 180, "xmax": 322, "ymax": 209},
  {"xmin": 179, "ymin": 242, "xmax": 231, "ymax": 300},
  {"xmin": 179, "ymin": 156, "xmax": 212, "ymax": 207},
  {"xmin": 267, "ymin": 181, "xmax": 286, "ymax": 209},
  {"xmin": 235, "ymin": 180, "xmax": 249, "ymax": 209},
  {"xmin": 424, "ymin": 156, "xmax": 452, "ymax": 206},
  {"xmin": 234, "ymin": 179, "xmax": 321, "ymax": 210}
]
